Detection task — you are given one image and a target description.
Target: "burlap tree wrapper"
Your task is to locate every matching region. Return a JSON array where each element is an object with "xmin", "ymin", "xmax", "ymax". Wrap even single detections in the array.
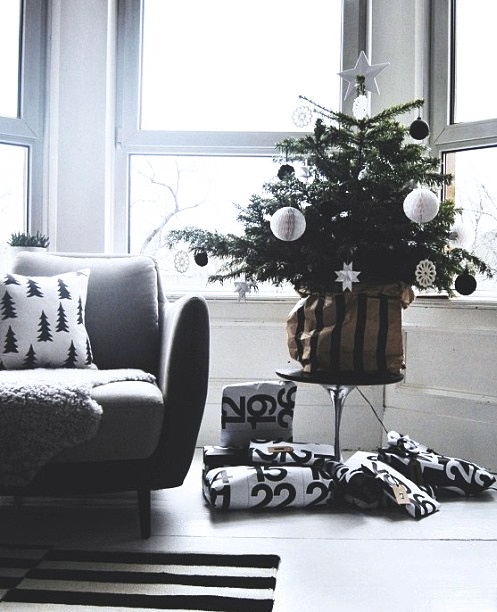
[{"xmin": 287, "ymin": 282, "xmax": 414, "ymax": 374}]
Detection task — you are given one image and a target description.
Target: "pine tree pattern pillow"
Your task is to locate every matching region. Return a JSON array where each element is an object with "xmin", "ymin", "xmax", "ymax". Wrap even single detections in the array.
[{"xmin": 0, "ymin": 270, "xmax": 93, "ymax": 369}]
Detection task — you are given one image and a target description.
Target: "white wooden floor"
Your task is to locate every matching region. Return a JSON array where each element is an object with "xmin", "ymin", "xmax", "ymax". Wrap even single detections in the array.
[{"xmin": 1, "ymin": 450, "xmax": 496, "ymax": 612}]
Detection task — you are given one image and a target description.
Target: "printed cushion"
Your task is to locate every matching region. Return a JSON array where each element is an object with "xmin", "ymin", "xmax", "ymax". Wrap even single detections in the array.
[
  {"xmin": 378, "ymin": 431, "xmax": 496, "ymax": 496},
  {"xmin": 0, "ymin": 270, "xmax": 93, "ymax": 369}
]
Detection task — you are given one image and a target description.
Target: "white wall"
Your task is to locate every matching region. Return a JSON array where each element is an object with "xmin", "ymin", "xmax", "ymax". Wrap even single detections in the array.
[
  {"xmin": 385, "ymin": 299, "xmax": 497, "ymax": 470},
  {"xmin": 45, "ymin": 0, "xmax": 497, "ymax": 470},
  {"xmin": 198, "ymin": 297, "xmax": 497, "ymax": 471},
  {"xmin": 198, "ymin": 299, "xmax": 388, "ymax": 453},
  {"xmin": 47, "ymin": 0, "xmax": 116, "ymax": 252}
]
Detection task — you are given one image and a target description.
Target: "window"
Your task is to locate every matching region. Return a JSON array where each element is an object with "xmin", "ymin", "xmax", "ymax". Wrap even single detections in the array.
[
  {"xmin": 0, "ymin": 0, "xmax": 46, "ymax": 268},
  {"xmin": 431, "ymin": 0, "xmax": 497, "ymax": 295},
  {"xmin": 117, "ymin": 0, "xmax": 342, "ymax": 295},
  {"xmin": 451, "ymin": 0, "xmax": 497, "ymax": 124},
  {"xmin": 0, "ymin": 143, "xmax": 29, "ymax": 239},
  {"xmin": 0, "ymin": 0, "xmax": 22, "ymax": 119}
]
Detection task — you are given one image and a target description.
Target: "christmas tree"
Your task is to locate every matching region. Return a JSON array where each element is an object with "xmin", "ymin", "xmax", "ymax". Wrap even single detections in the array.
[{"xmin": 168, "ymin": 54, "xmax": 491, "ymax": 296}]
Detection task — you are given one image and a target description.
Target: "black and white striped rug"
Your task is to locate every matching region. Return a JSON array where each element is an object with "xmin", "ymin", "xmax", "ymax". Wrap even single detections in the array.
[{"xmin": 0, "ymin": 545, "xmax": 279, "ymax": 611}]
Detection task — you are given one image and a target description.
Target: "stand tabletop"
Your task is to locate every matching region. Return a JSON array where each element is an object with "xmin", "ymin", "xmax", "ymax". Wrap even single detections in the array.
[{"xmin": 275, "ymin": 367, "xmax": 404, "ymax": 387}]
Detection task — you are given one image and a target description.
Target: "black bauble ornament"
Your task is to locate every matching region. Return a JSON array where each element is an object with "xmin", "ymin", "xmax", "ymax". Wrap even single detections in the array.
[
  {"xmin": 194, "ymin": 251, "xmax": 208, "ymax": 267},
  {"xmin": 455, "ymin": 272, "xmax": 477, "ymax": 295},
  {"xmin": 277, "ymin": 164, "xmax": 295, "ymax": 180},
  {"xmin": 409, "ymin": 117, "xmax": 430, "ymax": 140}
]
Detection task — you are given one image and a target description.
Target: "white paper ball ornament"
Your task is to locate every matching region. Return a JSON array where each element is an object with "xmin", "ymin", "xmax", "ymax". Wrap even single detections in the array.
[
  {"xmin": 352, "ymin": 94, "xmax": 370, "ymax": 120},
  {"xmin": 403, "ymin": 188, "xmax": 440, "ymax": 224},
  {"xmin": 270, "ymin": 207, "xmax": 306, "ymax": 241}
]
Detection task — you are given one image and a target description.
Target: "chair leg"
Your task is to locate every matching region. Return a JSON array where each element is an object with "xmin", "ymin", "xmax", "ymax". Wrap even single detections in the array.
[{"xmin": 137, "ymin": 489, "xmax": 151, "ymax": 539}]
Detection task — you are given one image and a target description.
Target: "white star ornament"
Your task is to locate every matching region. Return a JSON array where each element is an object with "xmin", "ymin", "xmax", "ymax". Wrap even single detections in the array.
[
  {"xmin": 338, "ymin": 51, "xmax": 390, "ymax": 100},
  {"xmin": 335, "ymin": 262, "xmax": 361, "ymax": 291}
]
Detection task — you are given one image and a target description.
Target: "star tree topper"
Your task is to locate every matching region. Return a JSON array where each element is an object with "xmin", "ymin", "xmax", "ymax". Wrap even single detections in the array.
[
  {"xmin": 338, "ymin": 51, "xmax": 389, "ymax": 99},
  {"xmin": 335, "ymin": 262, "xmax": 361, "ymax": 291}
]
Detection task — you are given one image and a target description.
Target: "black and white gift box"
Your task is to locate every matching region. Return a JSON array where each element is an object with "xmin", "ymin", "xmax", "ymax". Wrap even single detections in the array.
[
  {"xmin": 221, "ymin": 381, "xmax": 296, "ymax": 446},
  {"xmin": 378, "ymin": 431, "xmax": 496, "ymax": 496},
  {"xmin": 249, "ymin": 441, "xmax": 335, "ymax": 466},
  {"xmin": 203, "ymin": 463, "xmax": 335, "ymax": 510},
  {"xmin": 203, "ymin": 445, "xmax": 249, "ymax": 471},
  {"xmin": 324, "ymin": 460, "xmax": 384, "ymax": 510},
  {"xmin": 346, "ymin": 451, "xmax": 440, "ymax": 518}
]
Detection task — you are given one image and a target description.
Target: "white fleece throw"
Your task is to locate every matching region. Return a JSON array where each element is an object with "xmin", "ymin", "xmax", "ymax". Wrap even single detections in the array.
[{"xmin": 0, "ymin": 368, "xmax": 156, "ymax": 487}]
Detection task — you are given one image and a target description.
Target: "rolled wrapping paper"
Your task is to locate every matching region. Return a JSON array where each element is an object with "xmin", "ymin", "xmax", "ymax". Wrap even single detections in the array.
[
  {"xmin": 379, "ymin": 431, "xmax": 496, "ymax": 496},
  {"xmin": 203, "ymin": 464, "xmax": 336, "ymax": 510},
  {"xmin": 221, "ymin": 381, "xmax": 296, "ymax": 446}
]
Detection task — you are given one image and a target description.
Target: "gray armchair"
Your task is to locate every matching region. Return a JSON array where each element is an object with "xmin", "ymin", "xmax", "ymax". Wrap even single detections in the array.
[{"xmin": 0, "ymin": 252, "xmax": 209, "ymax": 538}]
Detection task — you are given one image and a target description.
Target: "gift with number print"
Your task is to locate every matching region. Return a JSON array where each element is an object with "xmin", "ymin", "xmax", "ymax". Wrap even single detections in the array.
[
  {"xmin": 346, "ymin": 451, "xmax": 440, "ymax": 518},
  {"xmin": 221, "ymin": 381, "xmax": 296, "ymax": 446},
  {"xmin": 249, "ymin": 440, "xmax": 335, "ymax": 466},
  {"xmin": 323, "ymin": 460, "xmax": 384, "ymax": 510},
  {"xmin": 203, "ymin": 463, "xmax": 335, "ymax": 510},
  {"xmin": 202, "ymin": 445, "xmax": 249, "ymax": 472},
  {"xmin": 377, "ymin": 431, "xmax": 496, "ymax": 496}
]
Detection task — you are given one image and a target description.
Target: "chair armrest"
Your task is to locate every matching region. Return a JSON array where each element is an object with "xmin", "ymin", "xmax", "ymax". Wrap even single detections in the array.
[{"xmin": 152, "ymin": 294, "xmax": 210, "ymax": 484}]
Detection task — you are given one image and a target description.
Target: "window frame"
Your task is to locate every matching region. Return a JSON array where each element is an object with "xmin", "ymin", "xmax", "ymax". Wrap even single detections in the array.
[
  {"xmin": 428, "ymin": 0, "xmax": 497, "ymax": 299},
  {"xmin": 429, "ymin": 0, "xmax": 497, "ymax": 156},
  {"xmin": 0, "ymin": 0, "xmax": 47, "ymax": 233},
  {"xmin": 115, "ymin": 0, "xmax": 351, "ymax": 257}
]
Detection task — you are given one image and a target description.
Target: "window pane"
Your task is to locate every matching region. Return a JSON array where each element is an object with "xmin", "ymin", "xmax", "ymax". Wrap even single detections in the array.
[
  {"xmin": 0, "ymin": 143, "xmax": 28, "ymax": 271},
  {"xmin": 129, "ymin": 155, "xmax": 293, "ymax": 295},
  {"xmin": 453, "ymin": 0, "xmax": 497, "ymax": 123},
  {"xmin": 0, "ymin": 0, "xmax": 22, "ymax": 118},
  {"xmin": 140, "ymin": 0, "xmax": 342, "ymax": 132},
  {"xmin": 444, "ymin": 147, "xmax": 497, "ymax": 292}
]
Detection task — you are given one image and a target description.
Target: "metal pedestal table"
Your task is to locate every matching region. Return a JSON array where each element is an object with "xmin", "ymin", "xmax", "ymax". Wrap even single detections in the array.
[{"xmin": 275, "ymin": 368, "xmax": 404, "ymax": 459}]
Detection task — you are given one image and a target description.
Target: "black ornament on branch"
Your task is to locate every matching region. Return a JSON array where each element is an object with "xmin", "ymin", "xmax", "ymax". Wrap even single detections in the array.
[
  {"xmin": 455, "ymin": 272, "xmax": 477, "ymax": 295},
  {"xmin": 194, "ymin": 250, "xmax": 209, "ymax": 267},
  {"xmin": 409, "ymin": 117, "xmax": 430, "ymax": 140},
  {"xmin": 277, "ymin": 164, "xmax": 295, "ymax": 180}
]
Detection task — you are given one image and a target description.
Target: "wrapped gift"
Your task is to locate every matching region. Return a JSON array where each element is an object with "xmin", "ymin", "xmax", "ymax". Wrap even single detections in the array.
[
  {"xmin": 378, "ymin": 431, "xmax": 496, "ymax": 496},
  {"xmin": 221, "ymin": 381, "xmax": 296, "ymax": 446},
  {"xmin": 203, "ymin": 445, "xmax": 249, "ymax": 471},
  {"xmin": 345, "ymin": 452, "xmax": 440, "ymax": 519},
  {"xmin": 250, "ymin": 441, "xmax": 335, "ymax": 466},
  {"xmin": 203, "ymin": 464, "xmax": 335, "ymax": 510},
  {"xmin": 324, "ymin": 460, "xmax": 383, "ymax": 510}
]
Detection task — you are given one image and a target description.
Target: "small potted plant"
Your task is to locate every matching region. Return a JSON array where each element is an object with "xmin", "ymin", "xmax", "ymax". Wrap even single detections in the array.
[{"xmin": 7, "ymin": 231, "xmax": 50, "ymax": 257}]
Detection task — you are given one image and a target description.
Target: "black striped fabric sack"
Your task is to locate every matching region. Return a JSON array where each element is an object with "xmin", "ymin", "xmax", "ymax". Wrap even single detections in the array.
[
  {"xmin": 287, "ymin": 283, "xmax": 414, "ymax": 374},
  {"xmin": 0, "ymin": 547, "xmax": 280, "ymax": 611}
]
